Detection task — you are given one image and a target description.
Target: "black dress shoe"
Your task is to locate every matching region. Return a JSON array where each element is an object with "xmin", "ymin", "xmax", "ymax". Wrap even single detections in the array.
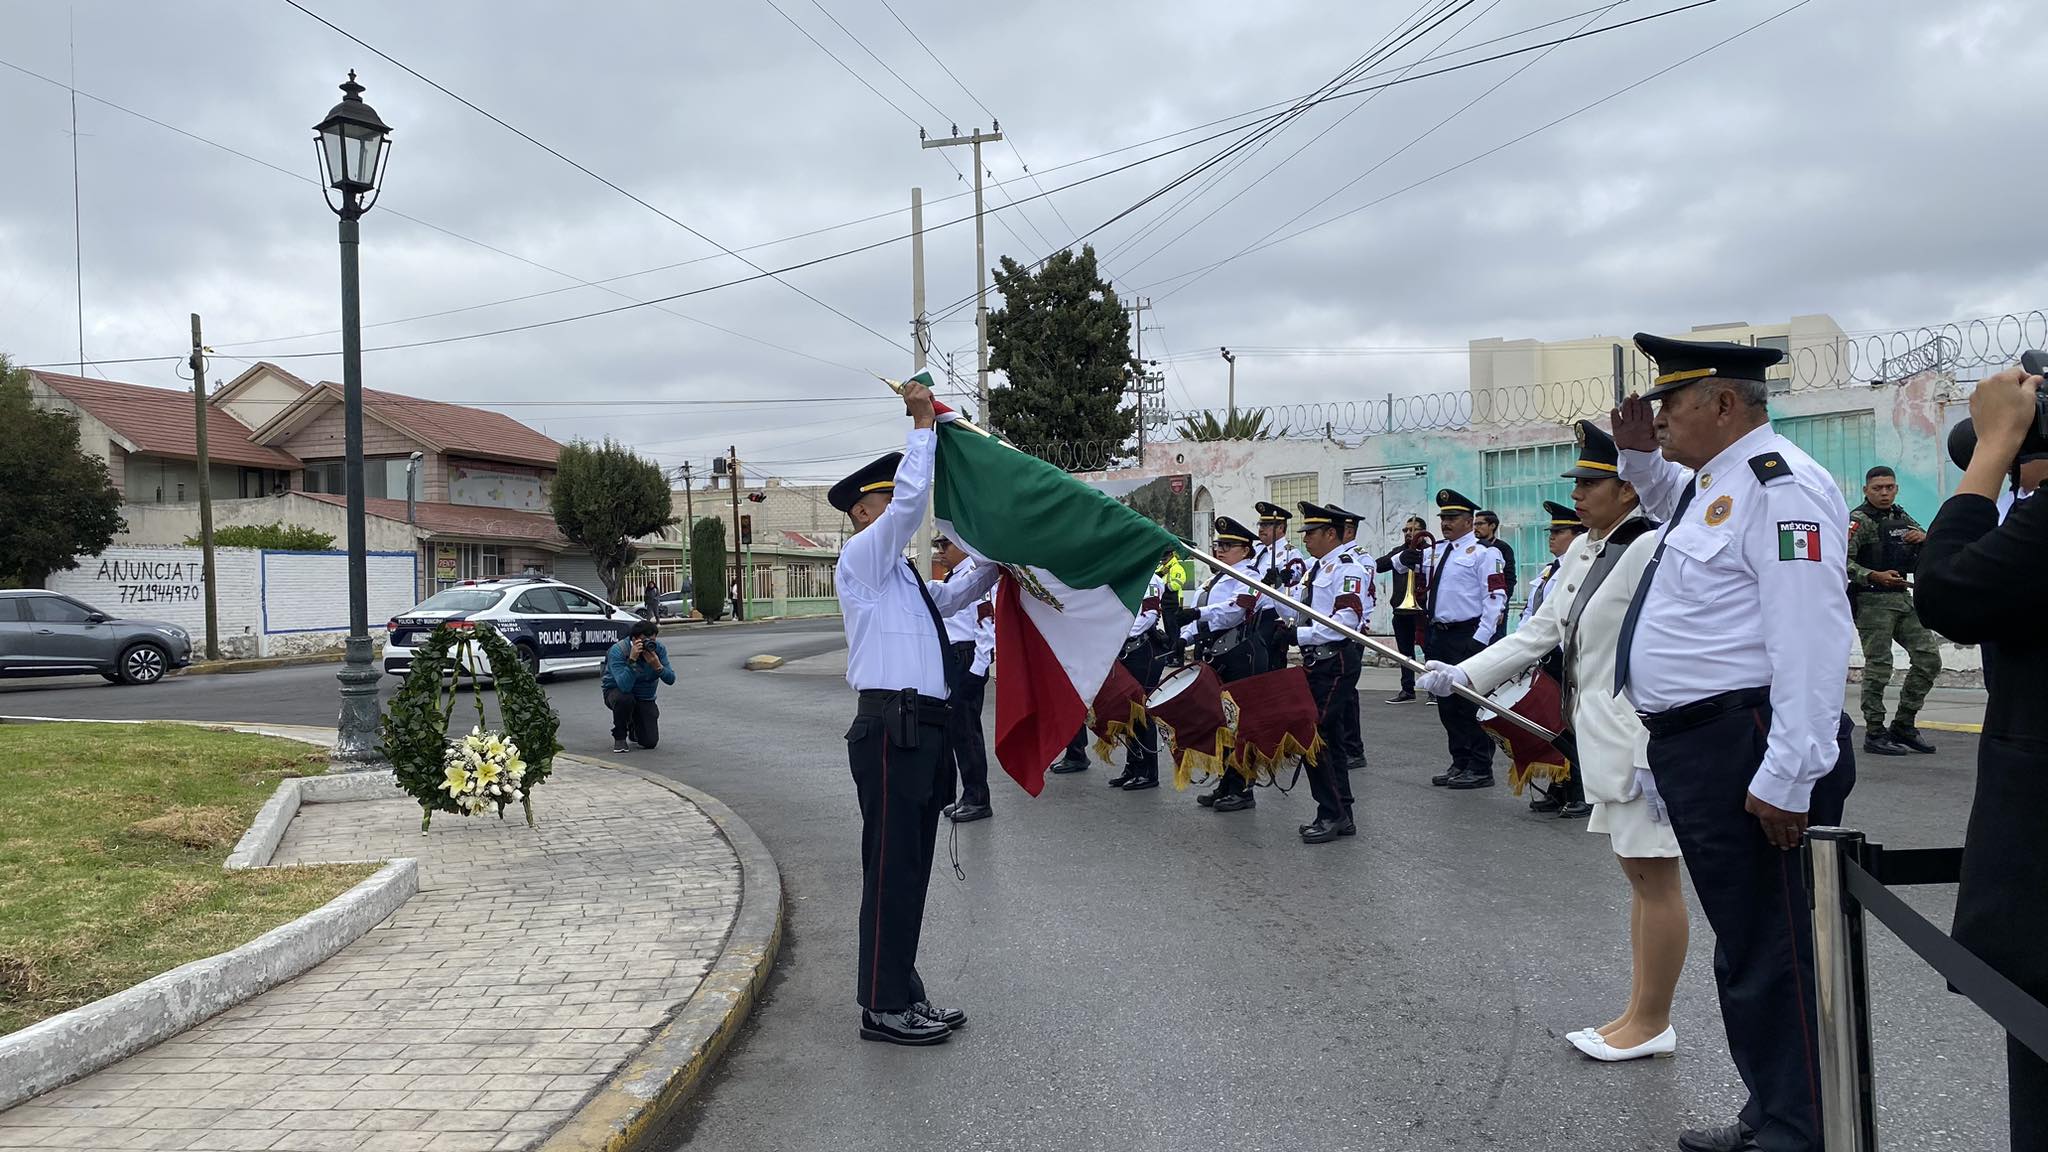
[
  {"xmin": 912, "ymin": 1000, "xmax": 966, "ymax": 1029},
  {"xmin": 1558, "ymin": 801, "xmax": 1594, "ymax": 818},
  {"xmin": 1196, "ymin": 789, "xmax": 1220, "ymax": 807},
  {"xmin": 948, "ymin": 803, "xmax": 992, "ymax": 823},
  {"xmin": 1212, "ymin": 793, "xmax": 1256, "ymax": 812},
  {"xmin": 1676, "ymin": 1121, "xmax": 1758, "ymax": 1152},
  {"xmin": 1120, "ymin": 776, "xmax": 1159, "ymax": 791},
  {"xmin": 1301, "ymin": 817, "xmax": 1354, "ymax": 844},
  {"xmin": 1107, "ymin": 771, "xmax": 1137, "ymax": 788},
  {"xmin": 1528, "ymin": 793, "xmax": 1564, "ymax": 813},
  {"xmin": 1049, "ymin": 757, "xmax": 1091, "ymax": 774},
  {"xmin": 1863, "ymin": 732, "xmax": 1908, "ymax": 756},
  {"xmin": 1386, "ymin": 690, "xmax": 1416, "ymax": 703},
  {"xmin": 941, "ymin": 802, "xmax": 960, "ymax": 818},
  {"xmin": 1430, "ymin": 770, "xmax": 1455, "ymax": 787},
  {"xmin": 1447, "ymin": 771, "xmax": 1495, "ymax": 790},
  {"xmin": 860, "ymin": 1009, "xmax": 950, "ymax": 1046},
  {"xmin": 1890, "ymin": 725, "xmax": 1937, "ymax": 754}
]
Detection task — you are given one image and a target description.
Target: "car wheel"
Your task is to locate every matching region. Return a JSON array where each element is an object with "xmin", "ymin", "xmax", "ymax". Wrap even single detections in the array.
[
  {"xmin": 516, "ymin": 643, "xmax": 541, "ymax": 678},
  {"xmin": 118, "ymin": 643, "xmax": 169, "ymax": 685}
]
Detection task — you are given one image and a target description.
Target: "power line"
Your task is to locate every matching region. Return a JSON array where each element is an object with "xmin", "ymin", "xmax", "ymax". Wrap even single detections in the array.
[
  {"xmin": 804, "ymin": 0, "xmax": 952, "ymax": 123},
  {"xmin": 1146, "ymin": 0, "xmax": 1778, "ymax": 297},
  {"xmin": 279, "ymin": 0, "xmax": 908, "ymax": 356}
]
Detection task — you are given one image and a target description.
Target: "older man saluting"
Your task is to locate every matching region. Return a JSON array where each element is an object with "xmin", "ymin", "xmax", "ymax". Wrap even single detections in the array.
[{"xmin": 1612, "ymin": 333, "xmax": 1857, "ymax": 1152}]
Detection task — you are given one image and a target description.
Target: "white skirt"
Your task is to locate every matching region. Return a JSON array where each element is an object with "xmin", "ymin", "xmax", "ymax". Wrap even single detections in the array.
[{"xmin": 1588, "ymin": 794, "xmax": 1682, "ymax": 859}]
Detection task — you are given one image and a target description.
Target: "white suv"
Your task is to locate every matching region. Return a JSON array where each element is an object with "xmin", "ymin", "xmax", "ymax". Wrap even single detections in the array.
[{"xmin": 383, "ymin": 576, "xmax": 642, "ymax": 679}]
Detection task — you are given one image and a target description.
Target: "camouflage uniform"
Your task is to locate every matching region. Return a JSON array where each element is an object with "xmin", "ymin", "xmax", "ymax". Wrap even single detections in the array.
[{"xmin": 1848, "ymin": 502, "xmax": 1941, "ymax": 736}]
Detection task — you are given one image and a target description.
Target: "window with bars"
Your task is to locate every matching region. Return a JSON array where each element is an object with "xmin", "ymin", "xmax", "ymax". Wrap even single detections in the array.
[
  {"xmin": 1480, "ymin": 441, "xmax": 1576, "ymax": 607},
  {"xmin": 1266, "ymin": 472, "xmax": 1319, "ymax": 550},
  {"xmin": 1775, "ymin": 410, "xmax": 1876, "ymax": 501}
]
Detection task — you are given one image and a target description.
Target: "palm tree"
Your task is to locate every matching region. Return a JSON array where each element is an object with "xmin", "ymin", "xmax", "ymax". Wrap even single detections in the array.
[{"xmin": 1175, "ymin": 408, "xmax": 1273, "ymax": 442}]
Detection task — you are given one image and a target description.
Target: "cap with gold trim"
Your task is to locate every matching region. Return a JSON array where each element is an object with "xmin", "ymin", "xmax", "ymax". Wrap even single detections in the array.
[
  {"xmin": 1543, "ymin": 500, "xmax": 1584, "ymax": 530},
  {"xmin": 1435, "ymin": 488, "xmax": 1478, "ymax": 516},
  {"xmin": 828, "ymin": 451, "xmax": 903, "ymax": 513},
  {"xmin": 1253, "ymin": 500, "xmax": 1292, "ymax": 525},
  {"xmin": 1295, "ymin": 501, "xmax": 1345, "ymax": 528},
  {"xmin": 1212, "ymin": 516, "xmax": 1257, "ymax": 546},
  {"xmin": 1634, "ymin": 331, "xmax": 1785, "ymax": 402},
  {"xmin": 1561, "ymin": 418, "xmax": 1622, "ymax": 479}
]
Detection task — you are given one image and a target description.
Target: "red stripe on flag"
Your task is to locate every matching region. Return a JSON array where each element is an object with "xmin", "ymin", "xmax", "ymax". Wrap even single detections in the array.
[
  {"xmin": 1804, "ymin": 529, "xmax": 1821, "ymax": 561},
  {"xmin": 990, "ymin": 575, "xmax": 1082, "ymax": 798}
]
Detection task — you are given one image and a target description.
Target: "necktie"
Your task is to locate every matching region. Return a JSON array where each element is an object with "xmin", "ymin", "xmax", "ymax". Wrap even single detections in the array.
[
  {"xmin": 1612, "ymin": 480, "xmax": 1698, "ymax": 695},
  {"xmin": 908, "ymin": 559, "xmax": 962, "ymax": 693},
  {"xmin": 1424, "ymin": 543, "xmax": 1452, "ymax": 621}
]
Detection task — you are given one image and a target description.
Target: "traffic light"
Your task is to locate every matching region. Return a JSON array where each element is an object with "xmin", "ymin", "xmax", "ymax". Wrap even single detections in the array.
[{"xmin": 740, "ymin": 514, "xmax": 753, "ymax": 545}]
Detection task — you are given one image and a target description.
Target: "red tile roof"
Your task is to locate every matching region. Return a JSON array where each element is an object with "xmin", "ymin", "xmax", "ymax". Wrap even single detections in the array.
[
  {"xmin": 355, "ymin": 385, "xmax": 562, "ymax": 465},
  {"xmin": 31, "ymin": 371, "xmax": 303, "ymax": 470},
  {"xmin": 300, "ymin": 493, "xmax": 568, "ymax": 546}
]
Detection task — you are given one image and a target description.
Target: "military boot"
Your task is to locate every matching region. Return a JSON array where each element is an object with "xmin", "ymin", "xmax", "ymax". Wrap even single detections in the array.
[{"xmin": 1889, "ymin": 723, "xmax": 1937, "ymax": 754}]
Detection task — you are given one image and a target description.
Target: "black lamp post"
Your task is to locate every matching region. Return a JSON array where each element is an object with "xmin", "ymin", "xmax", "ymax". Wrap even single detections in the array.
[{"xmin": 315, "ymin": 71, "xmax": 393, "ymax": 769}]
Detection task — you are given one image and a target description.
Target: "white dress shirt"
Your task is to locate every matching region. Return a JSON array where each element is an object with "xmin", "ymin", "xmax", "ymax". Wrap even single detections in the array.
[
  {"xmin": 941, "ymin": 556, "xmax": 982, "ymax": 644},
  {"xmin": 837, "ymin": 427, "xmax": 1002, "ymax": 697},
  {"xmin": 1252, "ymin": 538, "xmax": 1308, "ymax": 617},
  {"xmin": 1128, "ymin": 573, "xmax": 1165, "ymax": 638},
  {"xmin": 1525, "ymin": 559, "xmax": 1560, "ymax": 620},
  {"xmin": 1286, "ymin": 549, "xmax": 1373, "ymax": 645},
  {"xmin": 1179, "ymin": 559, "xmax": 1262, "ymax": 641},
  {"xmin": 1395, "ymin": 530, "xmax": 1508, "ymax": 641},
  {"xmin": 1618, "ymin": 422, "xmax": 1853, "ymax": 812},
  {"xmin": 970, "ymin": 595, "xmax": 995, "ymax": 678}
]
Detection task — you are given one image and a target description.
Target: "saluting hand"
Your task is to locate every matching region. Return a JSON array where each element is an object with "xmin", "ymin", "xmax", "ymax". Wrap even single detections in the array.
[
  {"xmin": 1745, "ymin": 791, "xmax": 1808, "ymax": 851},
  {"xmin": 902, "ymin": 379, "xmax": 937, "ymax": 429},
  {"xmin": 1610, "ymin": 395, "xmax": 1659, "ymax": 453}
]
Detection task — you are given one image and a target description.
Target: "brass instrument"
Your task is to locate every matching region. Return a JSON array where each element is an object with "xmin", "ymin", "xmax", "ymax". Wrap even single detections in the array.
[{"xmin": 1393, "ymin": 529, "xmax": 1434, "ymax": 611}]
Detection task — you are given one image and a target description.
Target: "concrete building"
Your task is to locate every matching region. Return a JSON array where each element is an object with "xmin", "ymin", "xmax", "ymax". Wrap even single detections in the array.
[{"xmin": 29, "ymin": 363, "xmax": 603, "ymax": 601}]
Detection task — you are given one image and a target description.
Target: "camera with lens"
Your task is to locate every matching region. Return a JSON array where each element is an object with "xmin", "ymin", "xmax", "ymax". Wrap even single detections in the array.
[{"xmin": 1946, "ymin": 349, "xmax": 2048, "ymax": 471}]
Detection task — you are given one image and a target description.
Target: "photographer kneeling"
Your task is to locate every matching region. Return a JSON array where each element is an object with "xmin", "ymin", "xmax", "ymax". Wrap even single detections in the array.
[
  {"xmin": 1913, "ymin": 362, "xmax": 2048, "ymax": 1151},
  {"xmin": 602, "ymin": 619, "xmax": 676, "ymax": 753}
]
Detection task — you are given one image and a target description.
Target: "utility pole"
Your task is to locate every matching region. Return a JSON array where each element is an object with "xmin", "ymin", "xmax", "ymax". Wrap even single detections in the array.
[
  {"xmin": 188, "ymin": 315, "xmax": 219, "ymax": 661},
  {"xmin": 1129, "ymin": 297, "xmax": 1152, "ymax": 466},
  {"xmin": 910, "ymin": 185, "xmax": 933, "ymax": 579},
  {"xmin": 679, "ymin": 461, "xmax": 695, "ymax": 594},
  {"xmin": 728, "ymin": 446, "xmax": 744, "ymax": 622},
  {"xmin": 922, "ymin": 123, "xmax": 1004, "ymax": 424},
  {"xmin": 1220, "ymin": 346, "xmax": 1237, "ymax": 419}
]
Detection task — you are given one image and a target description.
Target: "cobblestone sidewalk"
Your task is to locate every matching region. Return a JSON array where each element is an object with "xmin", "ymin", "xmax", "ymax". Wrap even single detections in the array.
[{"xmin": 0, "ymin": 760, "xmax": 742, "ymax": 1151}]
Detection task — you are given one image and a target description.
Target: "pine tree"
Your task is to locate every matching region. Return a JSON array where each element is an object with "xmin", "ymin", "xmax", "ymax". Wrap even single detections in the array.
[{"xmin": 986, "ymin": 246, "xmax": 1135, "ymax": 471}]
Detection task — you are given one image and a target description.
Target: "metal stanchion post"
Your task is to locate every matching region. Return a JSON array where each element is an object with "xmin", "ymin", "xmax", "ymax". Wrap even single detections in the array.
[{"xmin": 1807, "ymin": 827, "xmax": 1875, "ymax": 1152}]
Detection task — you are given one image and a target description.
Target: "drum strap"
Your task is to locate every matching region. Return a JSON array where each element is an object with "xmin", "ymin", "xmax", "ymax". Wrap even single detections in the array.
[{"xmin": 1560, "ymin": 514, "xmax": 1656, "ymax": 710}]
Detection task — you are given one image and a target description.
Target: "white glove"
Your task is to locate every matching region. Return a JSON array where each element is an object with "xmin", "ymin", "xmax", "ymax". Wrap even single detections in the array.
[
  {"xmin": 1179, "ymin": 623, "xmax": 1198, "ymax": 643},
  {"xmin": 1416, "ymin": 661, "xmax": 1469, "ymax": 698},
  {"xmin": 1635, "ymin": 767, "xmax": 1668, "ymax": 825}
]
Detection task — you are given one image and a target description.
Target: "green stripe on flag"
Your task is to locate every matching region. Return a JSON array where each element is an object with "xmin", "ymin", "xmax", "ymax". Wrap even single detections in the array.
[
  {"xmin": 932, "ymin": 424, "xmax": 1178, "ymax": 615},
  {"xmin": 1778, "ymin": 528, "xmax": 1795, "ymax": 561}
]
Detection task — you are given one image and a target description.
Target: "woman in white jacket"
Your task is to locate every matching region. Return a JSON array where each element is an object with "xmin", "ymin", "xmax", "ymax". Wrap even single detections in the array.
[{"xmin": 1419, "ymin": 420, "xmax": 1687, "ymax": 1063}]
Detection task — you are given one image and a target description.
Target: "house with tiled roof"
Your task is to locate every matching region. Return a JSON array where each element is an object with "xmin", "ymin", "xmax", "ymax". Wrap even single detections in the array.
[{"xmin": 29, "ymin": 363, "xmax": 604, "ymax": 598}]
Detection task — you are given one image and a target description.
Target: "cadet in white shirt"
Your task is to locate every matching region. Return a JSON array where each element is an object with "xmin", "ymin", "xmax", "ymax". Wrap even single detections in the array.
[
  {"xmin": 1283, "ymin": 502, "xmax": 1372, "ymax": 843},
  {"xmin": 830, "ymin": 380, "xmax": 1001, "ymax": 1048},
  {"xmin": 1392, "ymin": 489, "xmax": 1508, "ymax": 789},
  {"xmin": 1180, "ymin": 516, "xmax": 1266, "ymax": 812},
  {"xmin": 1611, "ymin": 332, "xmax": 1856, "ymax": 1152},
  {"xmin": 1252, "ymin": 501, "xmax": 1308, "ymax": 669},
  {"xmin": 1325, "ymin": 504, "xmax": 1374, "ymax": 759},
  {"xmin": 933, "ymin": 535, "xmax": 997, "ymax": 826},
  {"xmin": 1107, "ymin": 562, "xmax": 1171, "ymax": 792}
]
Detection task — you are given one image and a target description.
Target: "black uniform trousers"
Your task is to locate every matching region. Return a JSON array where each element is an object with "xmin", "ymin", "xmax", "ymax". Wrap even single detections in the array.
[
  {"xmin": 1425, "ymin": 619, "xmax": 1494, "ymax": 776},
  {"xmin": 1648, "ymin": 703, "xmax": 1855, "ymax": 1152},
  {"xmin": 603, "ymin": 688, "xmax": 660, "ymax": 748},
  {"xmin": 946, "ymin": 641, "xmax": 993, "ymax": 808},
  {"xmin": 846, "ymin": 695, "xmax": 956, "ymax": 1013},
  {"xmin": 1337, "ymin": 638, "xmax": 1365, "ymax": 772},
  {"xmin": 1118, "ymin": 640, "xmax": 1165, "ymax": 781},
  {"xmin": 1303, "ymin": 647, "xmax": 1359, "ymax": 823},
  {"xmin": 1391, "ymin": 609, "xmax": 1425, "ymax": 694},
  {"xmin": 1208, "ymin": 643, "xmax": 1262, "ymax": 799}
]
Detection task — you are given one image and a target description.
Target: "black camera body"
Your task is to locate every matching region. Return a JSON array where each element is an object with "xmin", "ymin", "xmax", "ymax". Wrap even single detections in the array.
[{"xmin": 1946, "ymin": 350, "xmax": 2048, "ymax": 472}]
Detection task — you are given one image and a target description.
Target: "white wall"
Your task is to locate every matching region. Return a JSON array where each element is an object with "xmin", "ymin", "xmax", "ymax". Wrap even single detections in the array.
[
  {"xmin": 116, "ymin": 493, "xmax": 421, "ymax": 553},
  {"xmin": 46, "ymin": 545, "xmax": 417, "ymax": 659}
]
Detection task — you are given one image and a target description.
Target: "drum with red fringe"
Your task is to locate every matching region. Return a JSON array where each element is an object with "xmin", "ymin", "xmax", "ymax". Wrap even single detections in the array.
[
  {"xmin": 1477, "ymin": 669, "xmax": 1574, "ymax": 796},
  {"xmin": 1088, "ymin": 661, "xmax": 1148, "ymax": 761},
  {"xmin": 1221, "ymin": 666, "xmax": 1323, "ymax": 783},
  {"xmin": 1146, "ymin": 663, "xmax": 1231, "ymax": 791}
]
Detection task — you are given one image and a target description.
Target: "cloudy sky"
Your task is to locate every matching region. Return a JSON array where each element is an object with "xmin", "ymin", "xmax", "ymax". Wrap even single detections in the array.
[{"xmin": 2, "ymin": 0, "xmax": 2043, "ymax": 483}]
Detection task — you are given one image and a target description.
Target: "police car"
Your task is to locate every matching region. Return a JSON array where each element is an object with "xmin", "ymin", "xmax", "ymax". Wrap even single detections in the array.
[{"xmin": 383, "ymin": 576, "xmax": 642, "ymax": 680}]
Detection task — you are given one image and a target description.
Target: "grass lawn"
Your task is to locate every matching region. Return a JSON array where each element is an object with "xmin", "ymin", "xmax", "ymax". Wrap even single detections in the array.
[{"xmin": 0, "ymin": 722, "xmax": 379, "ymax": 1035}]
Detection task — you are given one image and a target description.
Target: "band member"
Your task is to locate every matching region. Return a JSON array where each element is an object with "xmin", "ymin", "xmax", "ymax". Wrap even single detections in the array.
[
  {"xmin": 1525, "ymin": 501, "xmax": 1592, "ymax": 818},
  {"xmin": 1108, "ymin": 559, "xmax": 1171, "ymax": 791},
  {"xmin": 934, "ymin": 534, "xmax": 996, "ymax": 824},
  {"xmin": 1614, "ymin": 332, "xmax": 1857, "ymax": 1151},
  {"xmin": 830, "ymin": 379, "xmax": 1001, "ymax": 1047},
  {"xmin": 1393, "ymin": 489, "xmax": 1507, "ymax": 789},
  {"xmin": 1325, "ymin": 504, "xmax": 1371, "ymax": 764},
  {"xmin": 1378, "ymin": 515, "xmax": 1431, "ymax": 703},
  {"xmin": 1473, "ymin": 509, "xmax": 1516, "ymax": 641},
  {"xmin": 1252, "ymin": 501, "xmax": 1308, "ymax": 669},
  {"xmin": 1180, "ymin": 517, "xmax": 1265, "ymax": 812},
  {"xmin": 1286, "ymin": 502, "xmax": 1372, "ymax": 843}
]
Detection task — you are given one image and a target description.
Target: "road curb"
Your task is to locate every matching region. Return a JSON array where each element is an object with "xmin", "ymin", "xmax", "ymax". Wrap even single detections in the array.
[
  {"xmin": 176, "ymin": 651, "xmax": 350, "ymax": 676},
  {"xmin": 538, "ymin": 755, "xmax": 784, "ymax": 1152},
  {"xmin": 1918, "ymin": 720, "xmax": 1984, "ymax": 734}
]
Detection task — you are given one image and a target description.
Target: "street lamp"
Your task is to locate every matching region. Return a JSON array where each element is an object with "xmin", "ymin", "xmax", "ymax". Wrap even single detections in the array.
[
  {"xmin": 1219, "ymin": 346, "xmax": 1236, "ymax": 420},
  {"xmin": 315, "ymin": 71, "xmax": 393, "ymax": 770}
]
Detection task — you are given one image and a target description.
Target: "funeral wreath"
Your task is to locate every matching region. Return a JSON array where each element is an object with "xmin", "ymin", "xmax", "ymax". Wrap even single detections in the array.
[{"xmin": 382, "ymin": 621, "xmax": 562, "ymax": 832}]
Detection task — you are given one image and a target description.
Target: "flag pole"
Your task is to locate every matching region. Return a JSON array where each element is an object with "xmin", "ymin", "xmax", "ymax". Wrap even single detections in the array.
[{"xmin": 1173, "ymin": 544, "xmax": 1566, "ymax": 748}]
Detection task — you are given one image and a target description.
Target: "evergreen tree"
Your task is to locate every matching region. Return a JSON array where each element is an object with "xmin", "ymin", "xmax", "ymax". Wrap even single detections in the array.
[
  {"xmin": 986, "ymin": 246, "xmax": 1135, "ymax": 471},
  {"xmin": 549, "ymin": 439, "xmax": 675, "ymax": 601},
  {"xmin": 0, "ymin": 356, "xmax": 125, "ymax": 587}
]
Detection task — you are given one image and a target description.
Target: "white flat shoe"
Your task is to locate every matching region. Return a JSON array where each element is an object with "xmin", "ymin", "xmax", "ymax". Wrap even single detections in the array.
[{"xmin": 1569, "ymin": 1026, "xmax": 1676, "ymax": 1062}]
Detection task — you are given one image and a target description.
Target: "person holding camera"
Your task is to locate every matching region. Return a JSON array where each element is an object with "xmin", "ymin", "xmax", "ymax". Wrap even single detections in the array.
[
  {"xmin": 602, "ymin": 619, "xmax": 675, "ymax": 753},
  {"xmin": 1914, "ymin": 363, "xmax": 2048, "ymax": 1151},
  {"xmin": 1848, "ymin": 465, "xmax": 1942, "ymax": 756}
]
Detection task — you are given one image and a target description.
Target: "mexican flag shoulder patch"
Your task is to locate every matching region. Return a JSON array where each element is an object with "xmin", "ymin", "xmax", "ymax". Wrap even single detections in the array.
[{"xmin": 1776, "ymin": 520, "xmax": 1822, "ymax": 562}]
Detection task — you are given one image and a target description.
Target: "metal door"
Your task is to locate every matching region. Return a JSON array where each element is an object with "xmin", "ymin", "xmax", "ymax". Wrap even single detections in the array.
[{"xmin": 1342, "ymin": 464, "xmax": 1428, "ymax": 632}]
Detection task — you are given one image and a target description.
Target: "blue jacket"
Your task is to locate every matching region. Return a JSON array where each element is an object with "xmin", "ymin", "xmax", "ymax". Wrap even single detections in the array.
[{"xmin": 601, "ymin": 638, "xmax": 675, "ymax": 700}]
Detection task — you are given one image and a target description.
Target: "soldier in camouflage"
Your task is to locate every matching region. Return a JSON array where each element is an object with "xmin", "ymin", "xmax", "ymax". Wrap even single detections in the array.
[{"xmin": 1848, "ymin": 465, "xmax": 1941, "ymax": 755}]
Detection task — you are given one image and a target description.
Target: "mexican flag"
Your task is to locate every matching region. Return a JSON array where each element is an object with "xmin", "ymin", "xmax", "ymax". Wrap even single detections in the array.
[
  {"xmin": 1777, "ymin": 519, "xmax": 1823, "ymax": 562},
  {"xmin": 926, "ymin": 388, "xmax": 1179, "ymax": 797}
]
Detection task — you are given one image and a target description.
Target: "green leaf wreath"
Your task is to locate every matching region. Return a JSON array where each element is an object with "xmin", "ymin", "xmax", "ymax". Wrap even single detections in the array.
[{"xmin": 382, "ymin": 621, "xmax": 563, "ymax": 832}]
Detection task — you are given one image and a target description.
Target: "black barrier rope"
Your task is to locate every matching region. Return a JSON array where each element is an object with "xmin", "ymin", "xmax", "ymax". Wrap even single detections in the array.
[{"xmin": 1840, "ymin": 857, "xmax": 2048, "ymax": 1062}]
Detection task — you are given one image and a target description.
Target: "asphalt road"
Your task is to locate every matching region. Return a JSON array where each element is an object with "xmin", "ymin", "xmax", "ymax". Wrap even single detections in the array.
[{"xmin": 0, "ymin": 623, "xmax": 2010, "ymax": 1151}]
